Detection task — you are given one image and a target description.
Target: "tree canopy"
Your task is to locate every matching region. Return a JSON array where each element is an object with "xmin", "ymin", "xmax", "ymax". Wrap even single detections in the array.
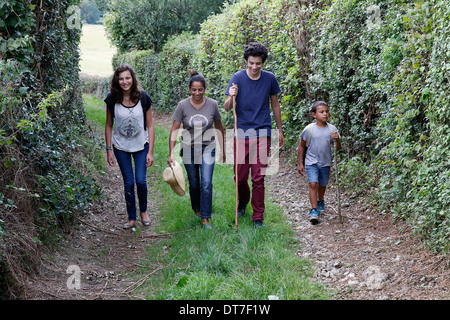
[{"xmin": 104, "ymin": 0, "xmax": 227, "ymax": 52}]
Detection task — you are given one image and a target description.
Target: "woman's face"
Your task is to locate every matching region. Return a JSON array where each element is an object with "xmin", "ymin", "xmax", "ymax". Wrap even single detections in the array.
[
  {"xmin": 118, "ymin": 70, "xmax": 133, "ymax": 93},
  {"xmin": 190, "ymin": 81, "xmax": 205, "ymax": 103}
]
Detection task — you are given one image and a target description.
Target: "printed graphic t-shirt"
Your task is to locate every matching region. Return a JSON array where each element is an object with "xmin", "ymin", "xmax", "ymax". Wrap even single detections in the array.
[
  {"xmin": 112, "ymin": 100, "xmax": 149, "ymax": 152},
  {"xmin": 172, "ymin": 97, "xmax": 222, "ymax": 147}
]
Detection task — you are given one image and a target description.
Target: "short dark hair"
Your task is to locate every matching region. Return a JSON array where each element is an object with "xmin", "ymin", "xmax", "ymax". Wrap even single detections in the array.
[
  {"xmin": 311, "ymin": 101, "xmax": 329, "ymax": 113},
  {"xmin": 188, "ymin": 70, "xmax": 207, "ymax": 89},
  {"xmin": 244, "ymin": 42, "xmax": 268, "ymax": 63}
]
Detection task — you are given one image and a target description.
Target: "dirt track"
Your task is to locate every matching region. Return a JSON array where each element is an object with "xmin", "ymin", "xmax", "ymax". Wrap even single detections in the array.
[
  {"xmin": 269, "ymin": 159, "xmax": 450, "ymax": 300},
  {"xmin": 26, "ymin": 111, "xmax": 449, "ymax": 300}
]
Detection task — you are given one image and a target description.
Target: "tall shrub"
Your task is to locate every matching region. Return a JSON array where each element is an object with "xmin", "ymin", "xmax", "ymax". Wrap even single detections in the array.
[
  {"xmin": 377, "ymin": 1, "xmax": 450, "ymax": 252},
  {"xmin": 1, "ymin": 0, "xmax": 102, "ymax": 298},
  {"xmin": 158, "ymin": 32, "xmax": 201, "ymax": 112},
  {"xmin": 309, "ymin": 0, "xmax": 449, "ymax": 252}
]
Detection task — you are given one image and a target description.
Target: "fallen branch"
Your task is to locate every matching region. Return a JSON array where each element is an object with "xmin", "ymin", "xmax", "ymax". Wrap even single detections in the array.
[{"xmin": 122, "ymin": 247, "xmax": 182, "ymax": 294}]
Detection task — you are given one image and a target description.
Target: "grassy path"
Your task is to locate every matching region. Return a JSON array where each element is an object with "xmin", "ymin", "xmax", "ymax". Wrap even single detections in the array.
[{"xmin": 84, "ymin": 95, "xmax": 331, "ymax": 300}]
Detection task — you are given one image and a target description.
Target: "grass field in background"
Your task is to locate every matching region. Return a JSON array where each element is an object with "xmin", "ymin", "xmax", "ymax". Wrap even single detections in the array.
[
  {"xmin": 83, "ymin": 95, "xmax": 106, "ymax": 128},
  {"xmin": 83, "ymin": 95, "xmax": 331, "ymax": 300},
  {"xmin": 79, "ymin": 24, "xmax": 116, "ymax": 77}
]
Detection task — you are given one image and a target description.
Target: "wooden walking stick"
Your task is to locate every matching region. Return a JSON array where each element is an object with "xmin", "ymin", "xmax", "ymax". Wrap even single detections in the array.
[
  {"xmin": 333, "ymin": 140, "xmax": 343, "ymax": 223},
  {"xmin": 232, "ymin": 93, "xmax": 239, "ymax": 232}
]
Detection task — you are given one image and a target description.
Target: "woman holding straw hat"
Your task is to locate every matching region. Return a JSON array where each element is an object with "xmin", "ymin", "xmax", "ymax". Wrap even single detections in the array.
[{"xmin": 168, "ymin": 71, "xmax": 225, "ymax": 229}]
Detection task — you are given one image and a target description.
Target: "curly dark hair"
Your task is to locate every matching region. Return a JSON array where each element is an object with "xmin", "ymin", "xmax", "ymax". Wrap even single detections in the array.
[
  {"xmin": 110, "ymin": 64, "xmax": 141, "ymax": 104},
  {"xmin": 243, "ymin": 42, "xmax": 268, "ymax": 63}
]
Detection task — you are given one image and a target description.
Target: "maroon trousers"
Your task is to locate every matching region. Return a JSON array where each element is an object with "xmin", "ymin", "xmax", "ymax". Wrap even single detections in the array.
[{"xmin": 234, "ymin": 137, "xmax": 270, "ymax": 221}]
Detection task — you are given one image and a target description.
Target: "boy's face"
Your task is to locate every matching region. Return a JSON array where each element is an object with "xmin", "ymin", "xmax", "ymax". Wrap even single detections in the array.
[
  {"xmin": 312, "ymin": 105, "xmax": 330, "ymax": 122},
  {"xmin": 246, "ymin": 56, "xmax": 263, "ymax": 77}
]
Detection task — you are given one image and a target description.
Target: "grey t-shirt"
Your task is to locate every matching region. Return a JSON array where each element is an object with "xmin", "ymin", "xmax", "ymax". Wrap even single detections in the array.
[
  {"xmin": 300, "ymin": 123, "xmax": 339, "ymax": 167},
  {"xmin": 172, "ymin": 97, "xmax": 222, "ymax": 146}
]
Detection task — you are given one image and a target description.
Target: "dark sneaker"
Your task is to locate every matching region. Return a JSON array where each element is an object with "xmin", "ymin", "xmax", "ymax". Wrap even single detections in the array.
[
  {"xmin": 253, "ymin": 220, "xmax": 265, "ymax": 228},
  {"xmin": 317, "ymin": 200, "xmax": 325, "ymax": 214},
  {"xmin": 238, "ymin": 201, "xmax": 248, "ymax": 217},
  {"xmin": 309, "ymin": 208, "xmax": 319, "ymax": 225}
]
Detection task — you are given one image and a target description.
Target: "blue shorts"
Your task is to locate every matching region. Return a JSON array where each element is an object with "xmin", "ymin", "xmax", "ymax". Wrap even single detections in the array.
[{"xmin": 305, "ymin": 165, "xmax": 331, "ymax": 187}]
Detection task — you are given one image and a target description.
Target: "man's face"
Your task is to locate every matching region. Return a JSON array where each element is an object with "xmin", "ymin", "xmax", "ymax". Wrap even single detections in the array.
[{"xmin": 246, "ymin": 56, "xmax": 263, "ymax": 77}]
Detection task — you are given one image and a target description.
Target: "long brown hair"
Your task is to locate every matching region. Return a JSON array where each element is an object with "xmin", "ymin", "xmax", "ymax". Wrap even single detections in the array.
[{"xmin": 110, "ymin": 64, "xmax": 141, "ymax": 104}]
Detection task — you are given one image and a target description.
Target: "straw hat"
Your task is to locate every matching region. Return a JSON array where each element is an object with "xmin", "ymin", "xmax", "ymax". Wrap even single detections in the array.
[{"xmin": 163, "ymin": 161, "xmax": 186, "ymax": 196}]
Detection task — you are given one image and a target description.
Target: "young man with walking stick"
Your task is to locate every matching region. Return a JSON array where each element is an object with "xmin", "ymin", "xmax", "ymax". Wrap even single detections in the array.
[{"xmin": 224, "ymin": 42, "xmax": 284, "ymax": 228}]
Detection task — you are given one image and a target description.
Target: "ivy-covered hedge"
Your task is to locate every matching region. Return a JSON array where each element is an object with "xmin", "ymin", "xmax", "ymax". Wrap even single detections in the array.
[
  {"xmin": 310, "ymin": 0, "xmax": 450, "ymax": 253},
  {"xmin": 1, "ymin": 0, "xmax": 102, "ymax": 298},
  {"xmin": 112, "ymin": 32, "xmax": 200, "ymax": 112},
  {"xmin": 79, "ymin": 73, "xmax": 111, "ymax": 99},
  {"xmin": 384, "ymin": 0, "xmax": 450, "ymax": 253},
  {"xmin": 157, "ymin": 32, "xmax": 201, "ymax": 112}
]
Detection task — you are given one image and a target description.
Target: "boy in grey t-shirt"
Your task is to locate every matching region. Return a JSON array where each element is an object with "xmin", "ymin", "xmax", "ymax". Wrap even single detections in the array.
[{"xmin": 297, "ymin": 101, "xmax": 341, "ymax": 225}]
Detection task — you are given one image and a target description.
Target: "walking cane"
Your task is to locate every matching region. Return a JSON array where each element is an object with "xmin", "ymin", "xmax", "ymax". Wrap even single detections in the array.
[
  {"xmin": 333, "ymin": 139, "xmax": 343, "ymax": 223},
  {"xmin": 232, "ymin": 93, "xmax": 239, "ymax": 232}
]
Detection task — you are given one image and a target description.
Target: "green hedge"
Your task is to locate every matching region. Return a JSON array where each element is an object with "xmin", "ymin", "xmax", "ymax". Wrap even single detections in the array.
[
  {"xmin": 1, "ymin": 0, "xmax": 102, "ymax": 298},
  {"xmin": 157, "ymin": 32, "xmax": 201, "ymax": 112},
  {"xmin": 311, "ymin": 0, "xmax": 450, "ymax": 253},
  {"xmin": 80, "ymin": 73, "xmax": 111, "ymax": 99},
  {"xmin": 112, "ymin": 32, "xmax": 200, "ymax": 113}
]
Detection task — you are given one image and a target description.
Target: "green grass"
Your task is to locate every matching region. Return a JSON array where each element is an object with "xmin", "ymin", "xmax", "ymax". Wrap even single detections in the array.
[
  {"xmin": 83, "ymin": 94, "xmax": 106, "ymax": 128},
  {"xmin": 83, "ymin": 94, "xmax": 331, "ymax": 300},
  {"xmin": 79, "ymin": 24, "xmax": 117, "ymax": 77},
  {"xmin": 142, "ymin": 155, "xmax": 330, "ymax": 300}
]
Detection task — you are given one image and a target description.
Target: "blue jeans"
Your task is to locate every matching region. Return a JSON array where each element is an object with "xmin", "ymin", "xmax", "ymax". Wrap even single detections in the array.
[
  {"xmin": 181, "ymin": 145, "xmax": 216, "ymax": 219},
  {"xmin": 113, "ymin": 143, "xmax": 149, "ymax": 221},
  {"xmin": 305, "ymin": 164, "xmax": 331, "ymax": 187}
]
